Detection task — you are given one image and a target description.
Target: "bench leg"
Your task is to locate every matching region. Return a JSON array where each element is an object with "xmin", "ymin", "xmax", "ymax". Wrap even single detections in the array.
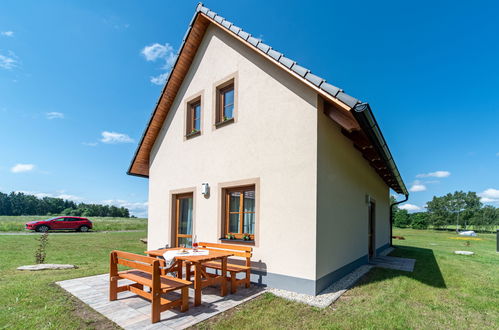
[
  {"xmin": 180, "ymin": 287, "xmax": 189, "ymax": 312},
  {"xmin": 245, "ymin": 269, "xmax": 251, "ymax": 288},
  {"xmin": 230, "ymin": 272, "xmax": 237, "ymax": 294},
  {"xmin": 109, "ymin": 277, "xmax": 118, "ymax": 301},
  {"xmin": 151, "ymin": 292, "xmax": 161, "ymax": 323}
]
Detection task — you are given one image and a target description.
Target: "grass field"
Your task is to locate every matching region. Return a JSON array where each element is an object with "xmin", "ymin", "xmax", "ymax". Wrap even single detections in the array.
[
  {"xmin": 197, "ymin": 228, "xmax": 498, "ymax": 329},
  {"xmin": 0, "ymin": 229, "xmax": 497, "ymax": 329},
  {"xmin": 0, "ymin": 215, "xmax": 147, "ymax": 232},
  {"xmin": 0, "ymin": 231, "xmax": 146, "ymax": 329}
]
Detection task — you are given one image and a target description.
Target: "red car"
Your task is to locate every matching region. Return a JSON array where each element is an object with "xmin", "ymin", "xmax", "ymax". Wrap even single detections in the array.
[{"xmin": 25, "ymin": 216, "xmax": 93, "ymax": 232}]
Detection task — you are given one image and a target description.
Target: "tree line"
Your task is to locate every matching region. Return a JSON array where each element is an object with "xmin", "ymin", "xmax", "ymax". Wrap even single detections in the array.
[
  {"xmin": 0, "ymin": 192, "xmax": 130, "ymax": 218},
  {"xmin": 393, "ymin": 191, "xmax": 498, "ymax": 232}
]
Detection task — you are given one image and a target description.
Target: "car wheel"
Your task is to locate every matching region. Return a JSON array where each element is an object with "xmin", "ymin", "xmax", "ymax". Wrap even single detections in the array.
[
  {"xmin": 79, "ymin": 225, "xmax": 89, "ymax": 232},
  {"xmin": 37, "ymin": 225, "xmax": 50, "ymax": 232}
]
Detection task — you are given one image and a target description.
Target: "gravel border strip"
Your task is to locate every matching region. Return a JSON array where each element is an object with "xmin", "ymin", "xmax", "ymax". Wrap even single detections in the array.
[{"xmin": 268, "ymin": 247, "xmax": 394, "ymax": 308}]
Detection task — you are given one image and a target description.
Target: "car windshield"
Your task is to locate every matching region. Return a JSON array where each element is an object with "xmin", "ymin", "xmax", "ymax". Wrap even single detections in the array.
[{"xmin": 44, "ymin": 217, "xmax": 61, "ymax": 221}]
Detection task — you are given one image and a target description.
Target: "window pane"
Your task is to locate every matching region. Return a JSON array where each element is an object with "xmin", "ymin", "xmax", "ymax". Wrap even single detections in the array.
[
  {"xmin": 223, "ymin": 88, "xmax": 234, "ymax": 106},
  {"xmin": 243, "ymin": 190, "xmax": 255, "ymax": 212},
  {"xmin": 229, "ymin": 213, "xmax": 240, "ymax": 233},
  {"xmin": 194, "ymin": 104, "xmax": 201, "ymax": 130},
  {"xmin": 243, "ymin": 213, "xmax": 255, "ymax": 234},
  {"xmin": 223, "ymin": 88, "xmax": 234, "ymax": 119},
  {"xmin": 178, "ymin": 237, "xmax": 192, "ymax": 248},
  {"xmin": 178, "ymin": 198, "xmax": 193, "ymax": 235},
  {"xmin": 229, "ymin": 192, "xmax": 240, "ymax": 212},
  {"xmin": 224, "ymin": 104, "xmax": 234, "ymax": 119}
]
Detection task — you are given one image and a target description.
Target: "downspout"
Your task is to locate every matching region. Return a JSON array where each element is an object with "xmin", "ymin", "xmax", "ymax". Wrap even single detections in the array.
[{"xmin": 390, "ymin": 194, "xmax": 409, "ymax": 246}]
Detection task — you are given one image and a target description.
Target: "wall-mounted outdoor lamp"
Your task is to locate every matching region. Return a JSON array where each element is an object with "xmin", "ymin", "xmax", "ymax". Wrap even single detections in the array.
[{"xmin": 201, "ymin": 183, "xmax": 210, "ymax": 196}]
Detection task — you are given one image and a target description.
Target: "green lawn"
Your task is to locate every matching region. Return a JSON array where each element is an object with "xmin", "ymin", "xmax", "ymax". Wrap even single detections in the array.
[
  {"xmin": 0, "ymin": 231, "xmax": 147, "ymax": 329},
  {"xmin": 0, "ymin": 229, "xmax": 497, "ymax": 329},
  {"xmin": 197, "ymin": 228, "xmax": 498, "ymax": 329},
  {"xmin": 0, "ymin": 215, "xmax": 147, "ymax": 232}
]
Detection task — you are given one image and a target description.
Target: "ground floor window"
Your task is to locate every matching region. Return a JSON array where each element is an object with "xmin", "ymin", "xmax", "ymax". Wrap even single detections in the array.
[{"xmin": 224, "ymin": 185, "xmax": 255, "ymax": 240}]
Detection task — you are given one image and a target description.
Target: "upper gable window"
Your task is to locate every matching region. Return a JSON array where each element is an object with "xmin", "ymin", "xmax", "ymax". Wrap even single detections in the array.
[
  {"xmin": 186, "ymin": 97, "xmax": 201, "ymax": 138},
  {"xmin": 215, "ymin": 79, "xmax": 236, "ymax": 127}
]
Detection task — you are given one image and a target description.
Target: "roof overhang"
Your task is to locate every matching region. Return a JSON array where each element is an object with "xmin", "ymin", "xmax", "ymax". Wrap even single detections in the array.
[{"xmin": 127, "ymin": 3, "xmax": 408, "ymax": 196}]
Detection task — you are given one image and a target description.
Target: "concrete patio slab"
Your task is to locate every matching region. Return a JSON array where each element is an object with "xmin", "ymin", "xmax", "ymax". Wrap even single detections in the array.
[
  {"xmin": 56, "ymin": 274, "xmax": 265, "ymax": 329},
  {"xmin": 370, "ymin": 256, "xmax": 416, "ymax": 272}
]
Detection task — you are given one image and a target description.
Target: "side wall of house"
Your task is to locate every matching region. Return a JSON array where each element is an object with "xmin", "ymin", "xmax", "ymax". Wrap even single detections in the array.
[
  {"xmin": 315, "ymin": 107, "xmax": 390, "ymax": 294},
  {"xmin": 147, "ymin": 24, "xmax": 319, "ymax": 293}
]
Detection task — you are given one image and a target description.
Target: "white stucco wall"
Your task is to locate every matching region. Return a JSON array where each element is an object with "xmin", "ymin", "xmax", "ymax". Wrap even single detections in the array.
[
  {"xmin": 147, "ymin": 24, "xmax": 318, "ymax": 281},
  {"xmin": 316, "ymin": 108, "xmax": 390, "ymax": 281}
]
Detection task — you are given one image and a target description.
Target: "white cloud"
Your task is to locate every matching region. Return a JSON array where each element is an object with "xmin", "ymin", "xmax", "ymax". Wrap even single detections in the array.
[
  {"xmin": 479, "ymin": 188, "xmax": 499, "ymax": 203},
  {"xmin": 11, "ymin": 164, "xmax": 35, "ymax": 173},
  {"xmin": 16, "ymin": 190, "xmax": 82, "ymax": 201},
  {"xmin": 1, "ymin": 31, "xmax": 14, "ymax": 37},
  {"xmin": 46, "ymin": 112, "xmax": 64, "ymax": 119},
  {"xmin": 150, "ymin": 72, "xmax": 169, "ymax": 85},
  {"xmin": 141, "ymin": 42, "xmax": 177, "ymax": 86},
  {"xmin": 141, "ymin": 43, "xmax": 173, "ymax": 61},
  {"xmin": 100, "ymin": 131, "xmax": 134, "ymax": 144},
  {"xmin": 399, "ymin": 203, "xmax": 422, "ymax": 211},
  {"xmin": 0, "ymin": 51, "xmax": 18, "ymax": 70},
  {"xmin": 101, "ymin": 199, "xmax": 148, "ymax": 217},
  {"xmin": 409, "ymin": 180, "xmax": 427, "ymax": 192},
  {"xmin": 416, "ymin": 171, "xmax": 451, "ymax": 178}
]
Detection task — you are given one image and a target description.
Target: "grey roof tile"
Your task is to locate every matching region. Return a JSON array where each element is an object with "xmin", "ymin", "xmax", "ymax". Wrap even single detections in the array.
[
  {"xmin": 257, "ymin": 42, "xmax": 271, "ymax": 53},
  {"xmin": 321, "ymin": 82, "xmax": 341, "ymax": 97},
  {"xmin": 279, "ymin": 56, "xmax": 295, "ymax": 69},
  {"xmin": 214, "ymin": 15, "xmax": 224, "ymax": 24},
  {"xmin": 221, "ymin": 20, "xmax": 232, "ymax": 29},
  {"xmin": 336, "ymin": 92, "xmax": 359, "ymax": 107},
  {"xmin": 206, "ymin": 10, "xmax": 216, "ymax": 19},
  {"xmin": 268, "ymin": 49, "xmax": 282, "ymax": 61},
  {"xmin": 247, "ymin": 36, "xmax": 260, "ymax": 47},
  {"xmin": 196, "ymin": 3, "xmax": 204, "ymax": 12},
  {"xmin": 238, "ymin": 30, "xmax": 250, "ymax": 40},
  {"xmin": 229, "ymin": 24, "xmax": 241, "ymax": 34},
  {"xmin": 199, "ymin": 6, "xmax": 209, "ymax": 14},
  {"xmin": 292, "ymin": 64, "xmax": 309, "ymax": 77},
  {"xmin": 305, "ymin": 72, "xmax": 324, "ymax": 87}
]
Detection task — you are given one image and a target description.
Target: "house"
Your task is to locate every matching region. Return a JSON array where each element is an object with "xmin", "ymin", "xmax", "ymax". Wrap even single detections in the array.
[{"xmin": 128, "ymin": 3, "xmax": 408, "ymax": 295}]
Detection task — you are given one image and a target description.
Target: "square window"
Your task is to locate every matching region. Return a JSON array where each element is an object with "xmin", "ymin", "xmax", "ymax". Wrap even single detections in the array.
[{"xmin": 224, "ymin": 185, "xmax": 255, "ymax": 240}]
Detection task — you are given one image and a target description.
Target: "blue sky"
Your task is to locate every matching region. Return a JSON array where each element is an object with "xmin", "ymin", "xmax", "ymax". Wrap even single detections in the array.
[{"xmin": 1, "ymin": 0, "xmax": 498, "ymax": 216}]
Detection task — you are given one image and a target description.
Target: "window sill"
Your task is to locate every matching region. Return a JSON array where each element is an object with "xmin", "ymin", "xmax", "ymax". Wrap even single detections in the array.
[
  {"xmin": 185, "ymin": 130, "xmax": 201, "ymax": 139},
  {"xmin": 215, "ymin": 117, "xmax": 234, "ymax": 128},
  {"xmin": 219, "ymin": 238, "xmax": 255, "ymax": 245}
]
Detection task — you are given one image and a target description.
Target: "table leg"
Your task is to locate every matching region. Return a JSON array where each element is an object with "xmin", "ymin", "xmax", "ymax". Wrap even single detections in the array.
[
  {"xmin": 221, "ymin": 257, "xmax": 227, "ymax": 296},
  {"xmin": 177, "ymin": 260, "xmax": 183, "ymax": 279},
  {"xmin": 194, "ymin": 262, "xmax": 202, "ymax": 306}
]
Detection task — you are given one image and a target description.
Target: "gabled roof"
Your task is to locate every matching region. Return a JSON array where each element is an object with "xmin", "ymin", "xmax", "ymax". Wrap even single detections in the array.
[{"xmin": 127, "ymin": 3, "xmax": 408, "ymax": 196}]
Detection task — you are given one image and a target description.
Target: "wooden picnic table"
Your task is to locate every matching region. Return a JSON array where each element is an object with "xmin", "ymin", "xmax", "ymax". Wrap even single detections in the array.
[{"xmin": 145, "ymin": 247, "xmax": 233, "ymax": 306}]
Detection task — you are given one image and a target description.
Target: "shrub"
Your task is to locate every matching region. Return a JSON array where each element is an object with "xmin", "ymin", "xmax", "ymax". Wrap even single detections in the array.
[{"xmin": 35, "ymin": 233, "xmax": 49, "ymax": 264}]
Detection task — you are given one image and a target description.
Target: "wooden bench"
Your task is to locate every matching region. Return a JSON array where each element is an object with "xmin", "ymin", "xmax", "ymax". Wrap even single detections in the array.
[
  {"xmin": 197, "ymin": 242, "xmax": 252, "ymax": 294},
  {"xmin": 109, "ymin": 250, "xmax": 192, "ymax": 323}
]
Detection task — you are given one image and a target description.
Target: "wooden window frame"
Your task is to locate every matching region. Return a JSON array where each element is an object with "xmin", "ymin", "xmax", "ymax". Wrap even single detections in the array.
[
  {"xmin": 186, "ymin": 97, "xmax": 202, "ymax": 138},
  {"xmin": 173, "ymin": 192, "xmax": 194, "ymax": 247},
  {"xmin": 223, "ymin": 185, "xmax": 256, "ymax": 240},
  {"xmin": 213, "ymin": 74, "xmax": 237, "ymax": 128}
]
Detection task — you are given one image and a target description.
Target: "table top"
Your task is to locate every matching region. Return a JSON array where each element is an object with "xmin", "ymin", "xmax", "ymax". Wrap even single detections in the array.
[{"xmin": 146, "ymin": 247, "xmax": 233, "ymax": 263}]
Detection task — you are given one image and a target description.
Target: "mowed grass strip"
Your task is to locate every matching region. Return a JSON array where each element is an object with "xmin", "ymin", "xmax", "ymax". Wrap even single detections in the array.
[
  {"xmin": 195, "ymin": 229, "xmax": 499, "ymax": 329},
  {"xmin": 0, "ymin": 231, "xmax": 147, "ymax": 329},
  {"xmin": 0, "ymin": 215, "xmax": 147, "ymax": 232}
]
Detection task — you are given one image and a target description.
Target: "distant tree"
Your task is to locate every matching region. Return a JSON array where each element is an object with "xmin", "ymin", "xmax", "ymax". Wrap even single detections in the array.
[
  {"xmin": 394, "ymin": 209, "xmax": 411, "ymax": 228},
  {"xmin": 410, "ymin": 212, "xmax": 429, "ymax": 229}
]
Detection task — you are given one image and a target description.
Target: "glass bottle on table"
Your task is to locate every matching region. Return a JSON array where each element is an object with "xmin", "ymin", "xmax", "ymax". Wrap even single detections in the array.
[{"xmin": 192, "ymin": 235, "xmax": 198, "ymax": 252}]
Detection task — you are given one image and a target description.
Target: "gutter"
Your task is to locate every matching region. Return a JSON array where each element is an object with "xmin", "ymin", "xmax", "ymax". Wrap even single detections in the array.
[
  {"xmin": 389, "ymin": 194, "xmax": 409, "ymax": 246},
  {"xmin": 352, "ymin": 103, "xmax": 408, "ymax": 196}
]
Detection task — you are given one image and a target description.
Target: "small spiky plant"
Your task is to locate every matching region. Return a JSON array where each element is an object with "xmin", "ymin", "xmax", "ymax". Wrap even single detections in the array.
[{"xmin": 35, "ymin": 232, "xmax": 49, "ymax": 264}]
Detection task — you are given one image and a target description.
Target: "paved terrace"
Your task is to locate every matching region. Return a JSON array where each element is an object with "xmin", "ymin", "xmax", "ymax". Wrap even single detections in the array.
[{"xmin": 57, "ymin": 274, "xmax": 265, "ymax": 329}]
